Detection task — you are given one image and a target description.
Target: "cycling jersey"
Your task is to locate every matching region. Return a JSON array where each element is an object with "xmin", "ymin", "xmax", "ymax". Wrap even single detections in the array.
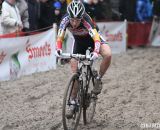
[{"xmin": 56, "ymin": 12, "xmax": 105, "ymax": 54}]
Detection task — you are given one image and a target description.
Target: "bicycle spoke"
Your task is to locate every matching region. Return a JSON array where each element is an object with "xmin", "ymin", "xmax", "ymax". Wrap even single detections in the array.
[
  {"xmin": 61, "ymin": 49, "xmax": 98, "ymax": 129},
  {"xmin": 62, "ymin": 74, "xmax": 82, "ymax": 130},
  {"xmin": 83, "ymin": 75, "xmax": 97, "ymax": 125}
]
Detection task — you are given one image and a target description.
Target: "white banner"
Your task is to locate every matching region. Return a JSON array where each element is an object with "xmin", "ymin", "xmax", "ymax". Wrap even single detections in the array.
[
  {"xmin": 64, "ymin": 21, "xmax": 127, "ymax": 54},
  {"xmin": 0, "ymin": 28, "xmax": 56, "ymax": 81},
  {"xmin": 149, "ymin": 18, "xmax": 160, "ymax": 46},
  {"xmin": 97, "ymin": 21, "xmax": 127, "ymax": 54}
]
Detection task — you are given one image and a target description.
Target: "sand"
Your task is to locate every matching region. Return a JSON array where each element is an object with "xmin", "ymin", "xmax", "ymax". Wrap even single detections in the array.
[{"xmin": 0, "ymin": 47, "xmax": 160, "ymax": 130}]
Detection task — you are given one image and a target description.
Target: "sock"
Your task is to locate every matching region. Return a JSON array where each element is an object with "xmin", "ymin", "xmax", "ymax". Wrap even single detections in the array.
[{"xmin": 97, "ymin": 74, "xmax": 102, "ymax": 79}]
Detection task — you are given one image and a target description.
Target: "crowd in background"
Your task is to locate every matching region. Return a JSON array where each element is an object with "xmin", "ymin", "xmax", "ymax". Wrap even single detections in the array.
[{"xmin": 0, "ymin": 0, "xmax": 160, "ymax": 35}]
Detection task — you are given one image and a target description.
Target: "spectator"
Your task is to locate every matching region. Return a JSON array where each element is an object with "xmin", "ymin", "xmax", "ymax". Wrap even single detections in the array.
[
  {"xmin": 27, "ymin": 0, "xmax": 40, "ymax": 31},
  {"xmin": 39, "ymin": 0, "xmax": 55, "ymax": 29},
  {"xmin": 111, "ymin": 0, "xmax": 120, "ymax": 20},
  {"xmin": 119, "ymin": 0, "xmax": 137, "ymax": 21},
  {"xmin": 83, "ymin": 0, "xmax": 95, "ymax": 19},
  {"xmin": 0, "ymin": 0, "xmax": 3, "ymax": 15},
  {"xmin": 58, "ymin": 0, "xmax": 67, "ymax": 16},
  {"xmin": 153, "ymin": 0, "xmax": 160, "ymax": 19},
  {"xmin": 96, "ymin": 0, "xmax": 112, "ymax": 20},
  {"xmin": 0, "ymin": 0, "xmax": 4, "ymax": 34},
  {"xmin": 53, "ymin": 1, "xmax": 62, "ymax": 25},
  {"xmin": 1, "ymin": 0, "xmax": 23, "ymax": 34},
  {"xmin": 135, "ymin": 0, "xmax": 153, "ymax": 22},
  {"xmin": 93, "ymin": 0, "xmax": 111, "ymax": 21},
  {"xmin": 83, "ymin": 0, "xmax": 111, "ymax": 21},
  {"xmin": 16, "ymin": 0, "xmax": 29, "ymax": 32}
]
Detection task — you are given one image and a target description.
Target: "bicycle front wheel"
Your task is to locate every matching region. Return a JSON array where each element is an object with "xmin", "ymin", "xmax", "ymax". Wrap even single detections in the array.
[
  {"xmin": 62, "ymin": 73, "xmax": 82, "ymax": 130},
  {"xmin": 83, "ymin": 76, "xmax": 97, "ymax": 125}
]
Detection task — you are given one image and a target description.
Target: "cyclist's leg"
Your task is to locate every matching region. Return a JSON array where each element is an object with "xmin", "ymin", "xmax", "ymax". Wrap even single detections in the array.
[
  {"xmin": 65, "ymin": 58, "xmax": 78, "ymax": 118},
  {"xmin": 66, "ymin": 38, "xmax": 94, "ymax": 117},
  {"xmin": 99, "ymin": 43, "xmax": 112, "ymax": 77},
  {"xmin": 92, "ymin": 43, "xmax": 111, "ymax": 94},
  {"xmin": 70, "ymin": 58, "xmax": 78, "ymax": 99},
  {"xmin": 70, "ymin": 37, "xmax": 94, "ymax": 99},
  {"xmin": 66, "ymin": 41, "xmax": 79, "ymax": 118}
]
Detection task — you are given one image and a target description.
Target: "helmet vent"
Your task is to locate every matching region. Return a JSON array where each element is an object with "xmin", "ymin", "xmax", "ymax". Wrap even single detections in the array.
[{"xmin": 67, "ymin": 0, "xmax": 85, "ymax": 19}]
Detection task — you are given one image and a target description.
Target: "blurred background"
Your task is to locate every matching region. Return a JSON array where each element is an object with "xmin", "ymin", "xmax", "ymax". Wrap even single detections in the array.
[
  {"xmin": 1, "ymin": 0, "xmax": 160, "ymax": 48},
  {"xmin": 0, "ymin": 0, "xmax": 157, "ymax": 31}
]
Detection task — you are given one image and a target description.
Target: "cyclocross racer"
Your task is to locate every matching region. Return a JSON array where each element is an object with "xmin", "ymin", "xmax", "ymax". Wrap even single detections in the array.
[{"xmin": 55, "ymin": 0, "xmax": 111, "ymax": 118}]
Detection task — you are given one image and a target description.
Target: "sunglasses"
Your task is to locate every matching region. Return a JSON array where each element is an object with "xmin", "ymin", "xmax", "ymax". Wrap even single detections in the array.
[{"xmin": 69, "ymin": 18, "xmax": 82, "ymax": 22}]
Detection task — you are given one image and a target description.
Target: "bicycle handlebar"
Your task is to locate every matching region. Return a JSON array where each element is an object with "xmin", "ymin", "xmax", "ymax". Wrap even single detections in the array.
[{"xmin": 60, "ymin": 53, "xmax": 91, "ymax": 60}]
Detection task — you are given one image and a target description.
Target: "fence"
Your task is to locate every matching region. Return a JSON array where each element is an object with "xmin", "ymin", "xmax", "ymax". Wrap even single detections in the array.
[{"xmin": 0, "ymin": 21, "xmax": 158, "ymax": 81}]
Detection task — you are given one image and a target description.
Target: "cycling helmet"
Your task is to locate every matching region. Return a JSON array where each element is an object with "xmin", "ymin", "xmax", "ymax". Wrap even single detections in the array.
[{"xmin": 67, "ymin": 0, "xmax": 85, "ymax": 19}]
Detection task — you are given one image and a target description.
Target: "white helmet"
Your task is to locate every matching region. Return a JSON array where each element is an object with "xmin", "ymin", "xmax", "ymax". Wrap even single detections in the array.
[{"xmin": 67, "ymin": 0, "xmax": 85, "ymax": 19}]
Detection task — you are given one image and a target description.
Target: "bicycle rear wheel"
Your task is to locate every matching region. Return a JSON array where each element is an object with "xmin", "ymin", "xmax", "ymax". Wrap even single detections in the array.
[
  {"xmin": 62, "ymin": 73, "xmax": 82, "ymax": 130},
  {"xmin": 83, "ymin": 76, "xmax": 97, "ymax": 125}
]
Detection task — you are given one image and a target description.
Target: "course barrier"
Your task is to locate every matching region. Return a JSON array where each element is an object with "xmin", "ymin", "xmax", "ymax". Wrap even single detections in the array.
[
  {"xmin": 0, "ymin": 28, "xmax": 56, "ymax": 81},
  {"xmin": 64, "ymin": 21, "xmax": 127, "ymax": 54},
  {"xmin": 0, "ymin": 21, "xmax": 156, "ymax": 81},
  {"xmin": 127, "ymin": 22, "xmax": 152, "ymax": 47},
  {"xmin": 149, "ymin": 17, "xmax": 160, "ymax": 46}
]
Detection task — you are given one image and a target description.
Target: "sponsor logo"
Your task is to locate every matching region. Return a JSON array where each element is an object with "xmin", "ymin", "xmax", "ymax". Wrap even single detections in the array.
[
  {"xmin": 88, "ymin": 29, "xmax": 95, "ymax": 37},
  {"xmin": 10, "ymin": 52, "xmax": 20, "ymax": 80},
  {"xmin": 0, "ymin": 51, "xmax": 6, "ymax": 64},
  {"xmin": 60, "ymin": 17, "xmax": 69, "ymax": 29},
  {"xmin": 83, "ymin": 20, "xmax": 92, "ymax": 29},
  {"xmin": 105, "ymin": 31, "xmax": 123, "ymax": 42},
  {"xmin": 26, "ymin": 42, "xmax": 51, "ymax": 60},
  {"xmin": 58, "ymin": 29, "xmax": 64, "ymax": 37},
  {"xmin": 68, "ymin": 27, "xmax": 89, "ymax": 36}
]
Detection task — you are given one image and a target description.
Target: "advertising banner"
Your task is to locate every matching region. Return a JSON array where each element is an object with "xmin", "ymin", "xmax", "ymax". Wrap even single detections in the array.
[
  {"xmin": 149, "ymin": 18, "xmax": 160, "ymax": 46},
  {"xmin": 64, "ymin": 21, "xmax": 127, "ymax": 54},
  {"xmin": 97, "ymin": 21, "xmax": 127, "ymax": 54},
  {"xmin": 0, "ymin": 29, "xmax": 56, "ymax": 81}
]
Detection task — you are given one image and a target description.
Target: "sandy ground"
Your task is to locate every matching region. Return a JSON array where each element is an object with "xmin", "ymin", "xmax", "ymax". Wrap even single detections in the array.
[{"xmin": 0, "ymin": 47, "xmax": 160, "ymax": 130}]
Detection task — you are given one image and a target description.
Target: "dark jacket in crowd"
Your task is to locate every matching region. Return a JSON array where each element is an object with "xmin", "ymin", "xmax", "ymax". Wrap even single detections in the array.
[
  {"xmin": 153, "ymin": 0, "xmax": 160, "ymax": 17},
  {"xmin": 58, "ymin": 0, "xmax": 67, "ymax": 16},
  {"xmin": 0, "ymin": 0, "xmax": 4, "ymax": 15},
  {"xmin": 52, "ymin": 10, "xmax": 62, "ymax": 26},
  {"xmin": 39, "ymin": 0, "xmax": 55, "ymax": 29},
  {"xmin": 110, "ymin": 0, "xmax": 121, "ymax": 20},
  {"xmin": 27, "ymin": 0, "xmax": 40, "ymax": 31},
  {"xmin": 83, "ymin": 1, "xmax": 95, "ymax": 19},
  {"xmin": 119, "ymin": 0, "xmax": 137, "ymax": 21},
  {"xmin": 98, "ymin": 0, "xmax": 112, "ymax": 21}
]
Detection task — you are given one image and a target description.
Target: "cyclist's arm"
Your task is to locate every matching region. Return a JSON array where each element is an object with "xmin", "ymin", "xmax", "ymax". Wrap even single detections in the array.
[
  {"xmin": 83, "ymin": 13, "xmax": 101, "ymax": 53},
  {"xmin": 56, "ymin": 14, "xmax": 69, "ymax": 50},
  {"xmin": 56, "ymin": 29, "xmax": 65, "ymax": 49}
]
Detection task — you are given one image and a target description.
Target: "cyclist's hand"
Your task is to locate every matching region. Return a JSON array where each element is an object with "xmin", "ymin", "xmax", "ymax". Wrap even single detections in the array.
[
  {"xmin": 90, "ymin": 52, "xmax": 98, "ymax": 60},
  {"xmin": 55, "ymin": 49, "xmax": 62, "ymax": 57}
]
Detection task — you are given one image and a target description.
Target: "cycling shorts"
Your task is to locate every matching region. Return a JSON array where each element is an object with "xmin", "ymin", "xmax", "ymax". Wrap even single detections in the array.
[{"xmin": 73, "ymin": 35, "xmax": 94, "ymax": 55}]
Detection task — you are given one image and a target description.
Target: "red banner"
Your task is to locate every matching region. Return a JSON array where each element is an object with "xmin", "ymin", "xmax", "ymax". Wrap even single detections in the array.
[
  {"xmin": 0, "ymin": 32, "xmax": 25, "ymax": 38},
  {"xmin": 127, "ymin": 22, "xmax": 152, "ymax": 46},
  {"xmin": 0, "ymin": 31, "xmax": 42, "ymax": 38}
]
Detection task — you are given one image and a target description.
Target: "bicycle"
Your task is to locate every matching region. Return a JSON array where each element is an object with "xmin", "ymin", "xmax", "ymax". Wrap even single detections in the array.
[{"xmin": 61, "ymin": 48, "xmax": 99, "ymax": 130}]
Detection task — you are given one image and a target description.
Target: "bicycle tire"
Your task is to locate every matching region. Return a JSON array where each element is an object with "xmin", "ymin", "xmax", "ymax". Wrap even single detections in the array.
[
  {"xmin": 83, "ymin": 75, "xmax": 97, "ymax": 125},
  {"xmin": 62, "ymin": 73, "xmax": 82, "ymax": 130}
]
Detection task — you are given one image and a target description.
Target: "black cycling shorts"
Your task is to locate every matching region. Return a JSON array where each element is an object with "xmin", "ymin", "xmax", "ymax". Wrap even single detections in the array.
[{"xmin": 73, "ymin": 35, "xmax": 94, "ymax": 55}]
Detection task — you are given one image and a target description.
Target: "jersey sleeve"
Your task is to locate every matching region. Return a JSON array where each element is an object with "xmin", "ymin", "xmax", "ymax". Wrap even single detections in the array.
[
  {"xmin": 56, "ymin": 14, "xmax": 70, "ymax": 49},
  {"xmin": 82, "ymin": 13, "xmax": 101, "ymax": 42}
]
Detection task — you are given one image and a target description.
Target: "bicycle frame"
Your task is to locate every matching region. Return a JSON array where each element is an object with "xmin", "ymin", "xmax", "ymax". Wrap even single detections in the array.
[
  {"xmin": 78, "ymin": 60, "xmax": 93, "ymax": 92},
  {"xmin": 61, "ymin": 51, "xmax": 96, "ymax": 99},
  {"xmin": 61, "ymin": 49, "xmax": 98, "ymax": 129}
]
